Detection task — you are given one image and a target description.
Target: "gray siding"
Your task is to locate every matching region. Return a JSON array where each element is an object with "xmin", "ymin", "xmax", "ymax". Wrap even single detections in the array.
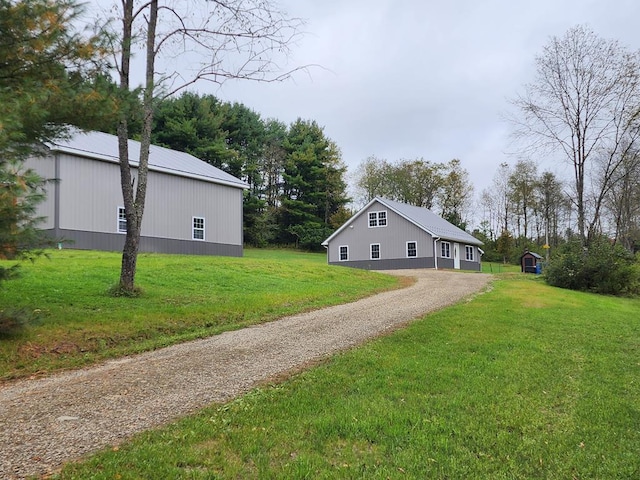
[
  {"xmin": 144, "ymin": 169, "xmax": 242, "ymax": 244},
  {"xmin": 47, "ymin": 229, "xmax": 242, "ymax": 256},
  {"xmin": 25, "ymin": 155, "xmax": 56, "ymax": 230},
  {"xmin": 29, "ymin": 150, "xmax": 244, "ymax": 254},
  {"xmin": 327, "ymin": 201, "xmax": 435, "ymax": 264},
  {"xmin": 329, "ymin": 256, "xmax": 435, "ymax": 270},
  {"xmin": 58, "ymin": 153, "xmax": 122, "ymax": 232},
  {"xmin": 326, "ymin": 199, "xmax": 482, "ymax": 271}
]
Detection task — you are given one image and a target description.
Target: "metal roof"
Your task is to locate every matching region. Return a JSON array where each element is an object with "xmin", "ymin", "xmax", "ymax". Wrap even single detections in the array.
[
  {"xmin": 47, "ymin": 130, "xmax": 248, "ymax": 189},
  {"xmin": 322, "ymin": 196, "xmax": 483, "ymax": 246}
]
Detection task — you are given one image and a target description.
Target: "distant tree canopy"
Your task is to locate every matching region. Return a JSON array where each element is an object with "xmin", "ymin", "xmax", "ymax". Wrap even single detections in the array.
[
  {"xmin": 144, "ymin": 93, "xmax": 350, "ymax": 249},
  {"xmin": 353, "ymin": 156, "xmax": 472, "ymax": 230}
]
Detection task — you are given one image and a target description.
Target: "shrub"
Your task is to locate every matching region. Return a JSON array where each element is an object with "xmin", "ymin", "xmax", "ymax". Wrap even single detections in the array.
[
  {"xmin": 287, "ymin": 222, "xmax": 333, "ymax": 252},
  {"xmin": 544, "ymin": 237, "xmax": 640, "ymax": 295}
]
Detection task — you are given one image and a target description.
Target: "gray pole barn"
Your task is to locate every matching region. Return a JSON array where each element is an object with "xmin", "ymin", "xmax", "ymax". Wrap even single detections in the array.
[{"xmin": 26, "ymin": 130, "xmax": 248, "ymax": 256}]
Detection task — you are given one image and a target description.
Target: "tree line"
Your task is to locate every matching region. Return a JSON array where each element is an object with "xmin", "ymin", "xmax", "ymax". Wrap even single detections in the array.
[{"xmin": 117, "ymin": 92, "xmax": 350, "ymax": 250}]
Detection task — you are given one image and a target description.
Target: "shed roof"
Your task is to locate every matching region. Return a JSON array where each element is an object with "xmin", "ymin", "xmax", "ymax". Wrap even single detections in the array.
[
  {"xmin": 47, "ymin": 129, "xmax": 248, "ymax": 189},
  {"xmin": 521, "ymin": 251, "xmax": 543, "ymax": 259},
  {"xmin": 322, "ymin": 197, "xmax": 483, "ymax": 246}
]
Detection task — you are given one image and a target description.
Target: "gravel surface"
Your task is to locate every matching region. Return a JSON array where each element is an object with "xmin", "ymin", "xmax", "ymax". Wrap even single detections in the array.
[{"xmin": 0, "ymin": 269, "xmax": 491, "ymax": 479}]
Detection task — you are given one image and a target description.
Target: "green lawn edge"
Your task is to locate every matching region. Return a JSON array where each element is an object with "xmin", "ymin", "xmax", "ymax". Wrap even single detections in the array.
[{"xmin": 0, "ymin": 248, "xmax": 402, "ymax": 381}]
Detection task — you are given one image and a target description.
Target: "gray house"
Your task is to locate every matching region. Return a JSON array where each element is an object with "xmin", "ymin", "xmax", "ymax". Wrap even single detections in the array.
[
  {"xmin": 26, "ymin": 129, "xmax": 248, "ymax": 256},
  {"xmin": 322, "ymin": 197, "xmax": 483, "ymax": 271}
]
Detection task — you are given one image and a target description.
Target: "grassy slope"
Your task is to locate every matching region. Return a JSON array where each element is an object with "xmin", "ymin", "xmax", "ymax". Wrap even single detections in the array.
[
  {"xmin": 0, "ymin": 249, "xmax": 400, "ymax": 381},
  {"xmin": 56, "ymin": 275, "xmax": 640, "ymax": 479}
]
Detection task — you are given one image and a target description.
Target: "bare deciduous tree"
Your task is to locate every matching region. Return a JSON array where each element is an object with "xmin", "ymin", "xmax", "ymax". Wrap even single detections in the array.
[
  {"xmin": 109, "ymin": 0, "xmax": 305, "ymax": 293},
  {"xmin": 605, "ymin": 148, "xmax": 640, "ymax": 250},
  {"xmin": 508, "ymin": 159, "xmax": 537, "ymax": 242},
  {"xmin": 511, "ymin": 25, "xmax": 640, "ymax": 245},
  {"xmin": 438, "ymin": 159, "xmax": 473, "ymax": 230}
]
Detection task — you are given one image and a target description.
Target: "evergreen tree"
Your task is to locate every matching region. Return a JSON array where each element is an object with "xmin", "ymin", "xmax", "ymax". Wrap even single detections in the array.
[
  {"xmin": 152, "ymin": 93, "xmax": 232, "ymax": 170},
  {"xmin": 279, "ymin": 119, "xmax": 348, "ymax": 248},
  {"xmin": 0, "ymin": 0, "xmax": 111, "ymax": 286}
]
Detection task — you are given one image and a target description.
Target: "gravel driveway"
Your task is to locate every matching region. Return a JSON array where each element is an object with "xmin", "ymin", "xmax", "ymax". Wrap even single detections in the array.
[{"xmin": 0, "ymin": 269, "xmax": 491, "ymax": 479}]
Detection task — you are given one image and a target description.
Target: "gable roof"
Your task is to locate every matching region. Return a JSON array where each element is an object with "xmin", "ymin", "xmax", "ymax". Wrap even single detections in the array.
[
  {"xmin": 47, "ymin": 129, "xmax": 248, "ymax": 189},
  {"xmin": 322, "ymin": 196, "xmax": 483, "ymax": 246}
]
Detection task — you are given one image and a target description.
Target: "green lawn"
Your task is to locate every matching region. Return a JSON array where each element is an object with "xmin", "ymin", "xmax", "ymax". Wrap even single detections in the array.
[
  {"xmin": 0, "ymin": 248, "xmax": 401, "ymax": 381},
  {"xmin": 481, "ymin": 261, "xmax": 522, "ymax": 274},
  {"xmin": 54, "ymin": 274, "xmax": 640, "ymax": 479}
]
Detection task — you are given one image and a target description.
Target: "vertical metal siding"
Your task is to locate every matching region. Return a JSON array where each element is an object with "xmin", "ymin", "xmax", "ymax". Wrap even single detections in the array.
[
  {"xmin": 24, "ymin": 155, "xmax": 56, "ymax": 229},
  {"xmin": 144, "ymin": 171, "xmax": 242, "ymax": 244},
  {"xmin": 58, "ymin": 154, "xmax": 122, "ymax": 232},
  {"xmin": 38, "ymin": 153, "xmax": 242, "ymax": 248}
]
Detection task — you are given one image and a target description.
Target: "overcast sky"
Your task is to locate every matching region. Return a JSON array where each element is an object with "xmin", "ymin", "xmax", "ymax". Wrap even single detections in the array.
[{"xmin": 196, "ymin": 0, "xmax": 640, "ymax": 216}]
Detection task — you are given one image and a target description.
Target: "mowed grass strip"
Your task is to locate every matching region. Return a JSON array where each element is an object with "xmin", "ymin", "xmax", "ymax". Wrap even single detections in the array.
[
  {"xmin": 0, "ymin": 249, "xmax": 400, "ymax": 381},
  {"xmin": 54, "ymin": 276, "xmax": 640, "ymax": 479}
]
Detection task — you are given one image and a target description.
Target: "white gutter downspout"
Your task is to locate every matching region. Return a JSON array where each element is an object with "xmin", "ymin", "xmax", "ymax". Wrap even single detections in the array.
[{"xmin": 433, "ymin": 236, "xmax": 440, "ymax": 270}]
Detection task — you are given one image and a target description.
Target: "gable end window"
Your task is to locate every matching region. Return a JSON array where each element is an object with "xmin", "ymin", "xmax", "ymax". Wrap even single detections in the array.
[
  {"xmin": 370, "ymin": 243, "xmax": 381, "ymax": 260},
  {"xmin": 339, "ymin": 245, "xmax": 349, "ymax": 261},
  {"xmin": 377, "ymin": 210, "xmax": 387, "ymax": 226},
  {"xmin": 368, "ymin": 210, "xmax": 387, "ymax": 228},
  {"xmin": 465, "ymin": 245, "xmax": 475, "ymax": 261},
  {"xmin": 407, "ymin": 241, "xmax": 417, "ymax": 258},
  {"xmin": 441, "ymin": 241, "xmax": 451, "ymax": 258},
  {"xmin": 193, "ymin": 217, "xmax": 205, "ymax": 240},
  {"xmin": 117, "ymin": 207, "xmax": 127, "ymax": 233}
]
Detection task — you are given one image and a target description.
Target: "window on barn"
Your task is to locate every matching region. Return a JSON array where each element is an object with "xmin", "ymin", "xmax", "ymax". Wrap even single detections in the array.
[
  {"xmin": 407, "ymin": 241, "xmax": 417, "ymax": 257},
  {"xmin": 441, "ymin": 241, "xmax": 451, "ymax": 258},
  {"xmin": 193, "ymin": 217, "xmax": 205, "ymax": 240},
  {"xmin": 465, "ymin": 245, "xmax": 474, "ymax": 261},
  {"xmin": 117, "ymin": 207, "xmax": 127, "ymax": 233},
  {"xmin": 368, "ymin": 211, "xmax": 387, "ymax": 228},
  {"xmin": 370, "ymin": 243, "xmax": 380, "ymax": 260},
  {"xmin": 339, "ymin": 245, "xmax": 349, "ymax": 261}
]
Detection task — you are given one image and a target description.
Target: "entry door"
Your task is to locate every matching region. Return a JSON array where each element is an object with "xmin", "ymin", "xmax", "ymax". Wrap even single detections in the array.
[{"xmin": 453, "ymin": 243, "xmax": 460, "ymax": 269}]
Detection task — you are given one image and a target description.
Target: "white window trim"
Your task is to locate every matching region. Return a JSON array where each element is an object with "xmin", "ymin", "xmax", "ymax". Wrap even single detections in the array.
[
  {"xmin": 117, "ymin": 206, "xmax": 127, "ymax": 234},
  {"xmin": 441, "ymin": 241, "xmax": 451, "ymax": 258},
  {"xmin": 370, "ymin": 243, "xmax": 381, "ymax": 260},
  {"xmin": 338, "ymin": 245, "xmax": 349, "ymax": 262},
  {"xmin": 368, "ymin": 210, "xmax": 388, "ymax": 228},
  {"xmin": 192, "ymin": 216, "xmax": 205, "ymax": 241},
  {"xmin": 406, "ymin": 241, "xmax": 417, "ymax": 258},
  {"xmin": 377, "ymin": 210, "xmax": 387, "ymax": 227},
  {"xmin": 465, "ymin": 245, "xmax": 475, "ymax": 261}
]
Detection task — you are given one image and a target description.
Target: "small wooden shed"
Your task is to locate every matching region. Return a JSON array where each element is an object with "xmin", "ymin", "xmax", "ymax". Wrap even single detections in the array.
[{"xmin": 521, "ymin": 250, "xmax": 542, "ymax": 274}]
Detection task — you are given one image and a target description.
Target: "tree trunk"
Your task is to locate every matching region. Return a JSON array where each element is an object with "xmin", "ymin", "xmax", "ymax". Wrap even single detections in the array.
[{"xmin": 116, "ymin": 0, "xmax": 158, "ymax": 293}]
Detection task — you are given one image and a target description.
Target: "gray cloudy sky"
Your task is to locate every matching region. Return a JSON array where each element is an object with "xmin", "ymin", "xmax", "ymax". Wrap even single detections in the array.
[{"xmin": 208, "ymin": 0, "xmax": 640, "ymax": 215}]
